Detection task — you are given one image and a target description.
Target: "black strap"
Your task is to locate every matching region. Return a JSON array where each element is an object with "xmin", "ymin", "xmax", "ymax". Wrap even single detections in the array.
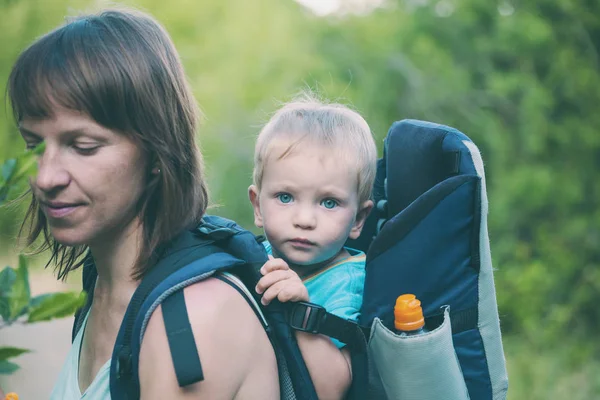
[
  {"xmin": 427, "ymin": 306, "xmax": 479, "ymax": 334},
  {"xmin": 288, "ymin": 302, "xmax": 479, "ymax": 348},
  {"xmin": 444, "ymin": 150, "xmax": 461, "ymax": 176},
  {"xmin": 287, "ymin": 302, "xmax": 371, "ymax": 400},
  {"xmin": 287, "ymin": 302, "xmax": 369, "ymax": 349},
  {"xmin": 162, "ymin": 289, "xmax": 204, "ymax": 386}
]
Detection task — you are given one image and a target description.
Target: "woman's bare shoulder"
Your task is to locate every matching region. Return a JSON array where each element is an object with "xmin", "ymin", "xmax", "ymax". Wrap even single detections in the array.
[{"xmin": 138, "ymin": 277, "xmax": 278, "ymax": 399}]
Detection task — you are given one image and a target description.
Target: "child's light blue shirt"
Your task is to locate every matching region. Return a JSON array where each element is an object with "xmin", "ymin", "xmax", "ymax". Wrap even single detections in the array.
[{"xmin": 262, "ymin": 241, "xmax": 366, "ymax": 348}]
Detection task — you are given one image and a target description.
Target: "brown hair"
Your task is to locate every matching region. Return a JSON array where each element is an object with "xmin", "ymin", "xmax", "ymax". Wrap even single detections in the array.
[{"xmin": 7, "ymin": 8, "xmax": 208, "ymax": 280}]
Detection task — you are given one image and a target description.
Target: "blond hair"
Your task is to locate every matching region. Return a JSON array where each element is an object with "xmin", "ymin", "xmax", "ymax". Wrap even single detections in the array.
[{"xmin": 253, "ymin": 93, "xmax": 377, "ymax": 204}]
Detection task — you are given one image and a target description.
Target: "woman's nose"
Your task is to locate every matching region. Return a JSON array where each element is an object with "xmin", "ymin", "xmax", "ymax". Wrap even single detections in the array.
[{"xmin": 35, "ymin": 148, "xmax": 70, "ymax": 193}]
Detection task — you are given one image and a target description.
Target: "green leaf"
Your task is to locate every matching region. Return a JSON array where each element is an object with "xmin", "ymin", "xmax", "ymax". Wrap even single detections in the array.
[
  {"xmin": 0, "ymin": 186, "xmax": 8, "ymax": 204},
  {"xmin": 0, "ymin": 347, "xmax": 30, "ymax": 361},
  {"xmin": 29, "ymin": 293, "xmax": 54, "ymax": 307},
  {"xmin": 1, "ymin": 158, "xmax": 16, "ymax": 182},
  {"xmin": 27, "ymin": 291, "xmax": 86, "ymax": 323},
  {"xmin": 11, "ymin": 142, "xmax": 44, "ymax": 183},
  {"xmin": 0, "ymin": 359, "xmax": 19, "ymax": 374},
  {"xmin": 0, "ymin": 297, "xmax": 9, "ymax": 322},
  {"xmin": 0, "ymin": 159, "xmax": 18, "ymax": 204},
  {"xmin": 16, "ymin": 256, "xmax": 31, "ymax": 318},
  {"xmin": 31, "ymin": 141, "xmax": 46, "ymax": 155},
  {"xmin": 11, "ymin": 157, "xmax": 37, "ymax": 184},
  {"xmin": 18, "ymin": 256, "xmax": 30, "ymax": 299},
  {"xmin": 8, "ymin": 256, "xmax": 30, "ymax": 320},
  {"xmin": 0, "ymin": 267, "xmax": 16, "ymax": 321},
  {"xmin": 0, "ymin": 143, "xmax": 44, "ymax": 205},
  {"xmin": 0, "ymin": 267, "xmax": 16, "ymax": 295}
]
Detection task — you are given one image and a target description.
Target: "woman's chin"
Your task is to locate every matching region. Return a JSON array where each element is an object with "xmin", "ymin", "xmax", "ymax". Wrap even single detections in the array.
[
  {"xmin": 48, "ymin": 229, "xmax": 88, "ymax": 247},
  {"xmin": 53, "ymin": 237, "xmax": 85, "ymax": 247}
]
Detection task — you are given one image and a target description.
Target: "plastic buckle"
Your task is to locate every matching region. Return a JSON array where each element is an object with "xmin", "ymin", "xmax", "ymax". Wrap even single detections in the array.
[{"xmin": 288, "ymin": 301, "xmax": 326, "ymax": 334}]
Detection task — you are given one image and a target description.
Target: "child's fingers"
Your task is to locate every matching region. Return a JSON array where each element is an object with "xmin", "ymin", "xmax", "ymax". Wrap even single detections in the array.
[
  {"xmin": 260, "ymin": 258, "xmax": 289, "ymax": 274},
  {"xmin": 277, "ymin": 284, "xmax": 308, "ymax": 303},
  {"xmin": 260, "ymin": 280, "xmax": 308, "ymax": 305},
  {"xmin": 255, "ymin": 269, "xmax": 293, "ymax": 294},
  {"xmin": 260, "ymin": 280, "xmax": 286, "ymax": 305}
]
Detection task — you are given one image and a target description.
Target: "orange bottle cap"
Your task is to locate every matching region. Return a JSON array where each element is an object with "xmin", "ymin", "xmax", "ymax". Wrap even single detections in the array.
[
  {"xmin": 5, "ymin": 393, "xmax": 19, "ymax": 400},
  {"xmin": 394, "ymin": 294, "xmax": 425, "ymax": 331}
]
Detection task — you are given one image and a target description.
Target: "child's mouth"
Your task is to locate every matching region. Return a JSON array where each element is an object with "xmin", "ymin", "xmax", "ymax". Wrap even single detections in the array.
[{"xmin": 288, "ymin": 238, "xmax": 315, "ymax": 248}]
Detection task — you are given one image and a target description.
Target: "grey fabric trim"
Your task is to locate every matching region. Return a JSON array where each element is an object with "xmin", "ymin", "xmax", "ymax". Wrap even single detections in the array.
[
  {"xmin": 463, "ymin": 140, "xmax": 509, "ymax": 399},
  {"xmin": 368, "ymin": 307, "xmax": 470, "ymax": 400}
]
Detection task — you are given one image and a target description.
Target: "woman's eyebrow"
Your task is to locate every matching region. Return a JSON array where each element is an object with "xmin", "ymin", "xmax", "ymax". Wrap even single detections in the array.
[
  {"xmin": 18, "ymin": 126, "xmax": 106, "ymax": 141},
  {"xmin": 18, "ymin": 126, "xmax": 42, "ymax": 139}
]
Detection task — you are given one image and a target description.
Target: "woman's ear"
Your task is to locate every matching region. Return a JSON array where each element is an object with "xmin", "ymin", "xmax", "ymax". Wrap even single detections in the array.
[
  {"xmin": 248, "ymin": 185, "xmax": 264, "ymax": 228},
  {"xmin": 349, "ymin": 200, "xmax": 374, "ymax": 240}
]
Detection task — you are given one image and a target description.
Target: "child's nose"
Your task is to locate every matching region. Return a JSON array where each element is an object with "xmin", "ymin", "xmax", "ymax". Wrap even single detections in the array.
[{"xmin": 293, "ymin": 205, "xmax": 316, "ymax": 229}]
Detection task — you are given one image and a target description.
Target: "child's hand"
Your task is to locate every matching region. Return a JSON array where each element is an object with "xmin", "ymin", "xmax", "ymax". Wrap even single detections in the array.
[{"xmin": 256, "ymin": 256, "xmax": 309, "ymax": 305}]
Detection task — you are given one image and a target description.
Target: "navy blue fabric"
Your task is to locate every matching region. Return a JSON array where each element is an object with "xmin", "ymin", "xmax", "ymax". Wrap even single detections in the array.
[
  {"xmin": 162, "ymin": 288, "xmax": 204, "ymax": 386},
  {"xmin": 263, "ymin": 301, "xmax": 321, "ymax": 399},
  {"xmin": 386, "ymin": 120, "xmax": 462, "ymax": 217},
  {"xmin": 361, "ymin": 178, "xmax": 480, "ymax": 327},
  {"xmin": 454, "ymin": 329, "xmax": 493, "ymax": 399},
  {"xmin": 439, "ymin": 125, "xmax": 477, "ymax": 176},
  {"xmin": 353, "ymin": 119, "xmax": 495, "ymax": 400}
]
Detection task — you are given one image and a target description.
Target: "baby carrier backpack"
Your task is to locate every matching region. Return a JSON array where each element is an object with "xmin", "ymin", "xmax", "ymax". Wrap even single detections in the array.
[{"xmin": 302, "ymin": 119, "xmax": 509, "ymax": 399}]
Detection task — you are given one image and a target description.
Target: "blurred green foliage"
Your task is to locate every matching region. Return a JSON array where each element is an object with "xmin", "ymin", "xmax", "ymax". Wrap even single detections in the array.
[
  {"xmin": 0, "ymin": 144, "xmax": 87, "ymax": 374},
  {"xmin": 0, "ymin": 0, "xmax": 598, "ymax": 397}
]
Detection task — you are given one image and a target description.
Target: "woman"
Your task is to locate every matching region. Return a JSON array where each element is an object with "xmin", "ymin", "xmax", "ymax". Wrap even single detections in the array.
[{"xmin": 7, "ymin": 8, "xmax": 279, "ymax": 399}]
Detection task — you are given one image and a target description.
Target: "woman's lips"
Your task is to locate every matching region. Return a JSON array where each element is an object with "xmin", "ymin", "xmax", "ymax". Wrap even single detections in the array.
[{"xmin": 41, "ymin": 202, "xmax": 82, "ymax": 218}]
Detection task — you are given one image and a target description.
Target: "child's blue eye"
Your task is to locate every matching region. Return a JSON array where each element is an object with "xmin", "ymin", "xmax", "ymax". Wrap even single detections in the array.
[
  {"xmin": 321, "ymin": 199, "xmax": 338, "ymax": 209},
  {"xmin": 278, "ymin": 193, "xmax": 293, "ymax": 203}
]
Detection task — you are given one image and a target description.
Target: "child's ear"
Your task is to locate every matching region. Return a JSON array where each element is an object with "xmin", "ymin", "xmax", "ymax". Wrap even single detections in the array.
[
  {"xmin": 248, "ymin": 185, "xmax": 264, "ymax": 228},
  {"xmin": 349, "ymin": 200, "xmax": 374, "ymax": 240}
]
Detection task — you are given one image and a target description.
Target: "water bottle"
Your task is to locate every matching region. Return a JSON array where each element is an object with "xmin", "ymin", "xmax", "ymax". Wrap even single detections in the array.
[{"xmin": 394, "ymin": 294, "xmax": 427, "ymax": 336}]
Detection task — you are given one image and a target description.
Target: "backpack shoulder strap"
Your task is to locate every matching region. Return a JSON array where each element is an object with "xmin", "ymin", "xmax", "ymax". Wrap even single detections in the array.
[
  {"xmin": 111, "ymin": 228, "xmax": 225, "ymax": 399},
  {"xmin": 155, "ymin": 236, "xmax": 266, "ymax": 389},
  {"xmin": 161, "ymin": 288, "xmax": 205, "ymax": 386},
  {"xmin": 212, "ymin": 223, "xmax": 320, "ymax": 400}
]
